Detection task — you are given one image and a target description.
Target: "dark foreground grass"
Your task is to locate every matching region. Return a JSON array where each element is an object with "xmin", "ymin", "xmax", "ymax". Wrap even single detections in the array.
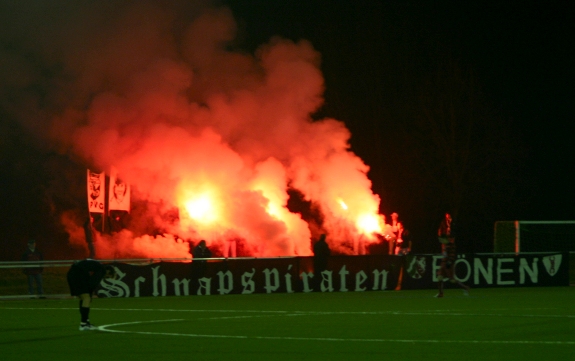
[{"xmin": 1, "ymin": 287, "xmax": 574, "ymax": 361}]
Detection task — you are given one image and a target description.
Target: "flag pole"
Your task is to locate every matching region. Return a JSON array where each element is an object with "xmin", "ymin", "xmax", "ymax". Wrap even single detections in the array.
[{"xmin": 103, "ymin": 172, "xmax": 108, "ymax": 233}]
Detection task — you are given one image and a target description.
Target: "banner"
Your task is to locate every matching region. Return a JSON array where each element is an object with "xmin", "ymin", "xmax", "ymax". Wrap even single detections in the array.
[
  {"xmin": 96, "ymin": 256, "xmax": 399, "ymax": 298},
  {"xmin": 87, "ymin": 170, "xmax": 105, "ymax": 213},
  {"xmin": 108, "ymin": 167, "xmax": 130, "ymax": 212},
  {"xmin": 95, "ymin": 253, "xmax": 569, "ymax": 298},
  {"xmin": 399, "ymin": 253, "xmax": 570, "ymax": 290}
]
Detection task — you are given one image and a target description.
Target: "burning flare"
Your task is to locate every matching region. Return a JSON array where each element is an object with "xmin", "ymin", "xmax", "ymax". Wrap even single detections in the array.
[
  {"xmin": 184, "ymin": 194, "xmax": 215, "ymax": 223},
  {"xmin": 337, "ymin": 198, "xmax": 348, "ymax": 210}
]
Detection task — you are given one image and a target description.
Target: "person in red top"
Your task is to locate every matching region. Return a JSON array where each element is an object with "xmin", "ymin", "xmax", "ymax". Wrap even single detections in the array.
[
  {"xmin": 436, "ymin": 237, "xmax": 470, "ymax": 298},
  {"xmin": 437, "ymin": 212, "xmax": 452, "ymax": 237},
  {"xmin": 390, "ymin": 212, "xmax": 404, "ymax": 255},
  {"xmin": 21, "ymin": 239, "xmax": 44, "ymax": 298}
]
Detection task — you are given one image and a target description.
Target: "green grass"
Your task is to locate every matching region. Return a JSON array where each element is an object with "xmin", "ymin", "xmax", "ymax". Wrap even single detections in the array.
[
  {"xmin": 570, "ymin": 253, "xmax": 575, "ymax": 282},
  {"xmin": 1, "ymin": 287, "xmax": 574, "ymax": 361},
  {"xmin": 0, "ymin": 267, "xmax": 70, "ymax": 295}
]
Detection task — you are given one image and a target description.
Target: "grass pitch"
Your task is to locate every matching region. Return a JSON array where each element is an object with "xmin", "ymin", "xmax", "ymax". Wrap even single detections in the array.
[{"xmin": 1, "ymin": 287, "xmax": 573, "ymax": 361}]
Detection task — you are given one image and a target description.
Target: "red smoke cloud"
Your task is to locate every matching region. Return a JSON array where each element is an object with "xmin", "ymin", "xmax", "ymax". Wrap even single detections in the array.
[{"xmin": 23, "ymin": 3, "xmax": 387, "ymax": 258}]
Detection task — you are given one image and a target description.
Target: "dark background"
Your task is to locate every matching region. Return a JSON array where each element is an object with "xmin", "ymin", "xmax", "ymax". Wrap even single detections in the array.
[
  {"xmin": 1, "ymin": 0, "xmax": 574, "ymax": 259},
  {"xmin": 225, "ymin": 0, "xmax": 574, "ymax": 252}
]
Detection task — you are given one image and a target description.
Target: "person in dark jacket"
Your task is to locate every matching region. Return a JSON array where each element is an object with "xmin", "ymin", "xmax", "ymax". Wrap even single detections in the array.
[
  {"xmin": 192, "ymin": 240, "xmax": 212, "ymax": 259},
  {"xmin": 313, "ymin": 234, "xmax": 331, "ymax": 290},
  {"xmin": 21, "ymin": 239, "xmax": 44, "ymax": 298},
  {"xmin": 67, "ymin": 259, "xmax": 116, "ymax": 330},
  {"xmin": 396, "ymin": 228, "xmax": 412, "ymax": 256},
  {"xmin": 191, "ymin": 240, "xmax": 212, "ymax": 284}
]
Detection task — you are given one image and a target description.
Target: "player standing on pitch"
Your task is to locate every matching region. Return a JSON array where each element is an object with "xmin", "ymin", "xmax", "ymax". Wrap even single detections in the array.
[
  {"xmin": 436, "ymin": 236, "xmax": 470, "ymax": 298},
  {"xmin": 66, "ymin": 259, "xmax": 116, "ymax": 330}
]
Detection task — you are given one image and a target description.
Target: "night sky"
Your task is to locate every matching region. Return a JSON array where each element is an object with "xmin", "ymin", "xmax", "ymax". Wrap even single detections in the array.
[
  {"xmin": 226, "ymin": 0, "xmax": 575, "ymax": 250},
  {"xmin": 1, "ymin": 0, "xmax": 573, "ymax": 260}
]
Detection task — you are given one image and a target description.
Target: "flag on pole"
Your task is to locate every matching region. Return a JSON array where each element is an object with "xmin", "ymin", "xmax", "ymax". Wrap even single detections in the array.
[
  {"xmin": 87, "ymin": 170, "xmax": 105, "ymax": 213},
  {"xmin": 108, "ymin": 167, "xmax": 130, "ymax": 213}
]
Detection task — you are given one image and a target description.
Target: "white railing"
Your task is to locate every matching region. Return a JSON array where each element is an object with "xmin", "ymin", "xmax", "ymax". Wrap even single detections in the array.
[{"xmin": 0, "ymin": 256, "xmax": 300, "ymax": 269}]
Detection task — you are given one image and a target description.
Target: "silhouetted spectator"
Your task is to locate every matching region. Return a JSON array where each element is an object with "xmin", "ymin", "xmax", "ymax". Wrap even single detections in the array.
[
  {"xmin": 83, "ymin": 217, "xmax": 96, "ymax": 259},
  {"xmin": 193, "ymin": 239, "xmax": 212, "ymax": 259},
  {"xmin": 21, "ymin": 239, "xmax": 44, "ymax": 298},
  {"xmin": 313, "ymin": 234, "xmax": 331, "ymax": 289},
  {"xmin": 396, "ymin": 228, "xmax": 412, "ymax": 255},
  {"xmin": 191, "ymin": 240, "xmax": 212, "ymax": 284}
]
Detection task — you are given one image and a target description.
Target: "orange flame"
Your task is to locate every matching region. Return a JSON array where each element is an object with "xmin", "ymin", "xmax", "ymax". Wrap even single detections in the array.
[
  {"xmin": 177, "ymin": 182, "xmax": 224, "ymax": 228},
  {"xmin": 335, "ymin": 197, "xmax": 383, "ymax": 240},
  {"xmin": 356, "ymin": 213, "xmax": 382, "ymax": 235},
  {"xmin": 184, "ymin": 194, "xmax": 216, "ymax": 223}
]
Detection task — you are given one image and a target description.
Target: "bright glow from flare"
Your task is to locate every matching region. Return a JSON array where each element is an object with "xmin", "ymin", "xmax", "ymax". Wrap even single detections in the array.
[
  {"xmin": 357, "ymin": 213, "xmax": 382, "ymax": 235},
  {"xmin": 266, "ymin": 202, "xmax": 281, "ymax": 218},
  {"xmin": 184, "ymin": 194, "xmax": 216, "ymax": 223},
  {"xmin": 337, "ymin": 198, "xmax": 348, "ymax": 210}
]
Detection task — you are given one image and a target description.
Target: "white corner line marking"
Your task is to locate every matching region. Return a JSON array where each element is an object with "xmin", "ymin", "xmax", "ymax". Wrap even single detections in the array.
[{"xmin": 97, "ymin": 319, "xmax": 575, "ymax": 345}]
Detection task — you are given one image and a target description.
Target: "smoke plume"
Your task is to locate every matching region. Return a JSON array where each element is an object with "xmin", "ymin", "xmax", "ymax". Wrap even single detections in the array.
[{"xmin": 1, "ymin": 1, "xmax": 386, "ymax": 258}]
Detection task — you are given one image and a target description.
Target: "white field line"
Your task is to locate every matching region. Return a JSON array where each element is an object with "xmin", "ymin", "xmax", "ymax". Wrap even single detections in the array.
[
  {"xmin": 2, "ymin": 307, "xmax": 573, "ymax": 345},
  {"xmin": 97, "ymin": 319, "xmax": 575, "ymax": 345},
  {"xmin": 1, "ymin": 307, "xmax": 574, "ymax": 319},
  {"xmin": 197, "ymin": 315, "xmax": 286, "ymax": 320}
]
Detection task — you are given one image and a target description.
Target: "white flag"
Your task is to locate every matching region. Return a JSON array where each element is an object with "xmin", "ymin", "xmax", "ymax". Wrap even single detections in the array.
[
  {"xmin": 108, "ymin": 167, "xmax": 130, "ymax": 212},
  {"xmin": 87, "ymin": 170, "xmax": 105, "ymax": 213}
]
